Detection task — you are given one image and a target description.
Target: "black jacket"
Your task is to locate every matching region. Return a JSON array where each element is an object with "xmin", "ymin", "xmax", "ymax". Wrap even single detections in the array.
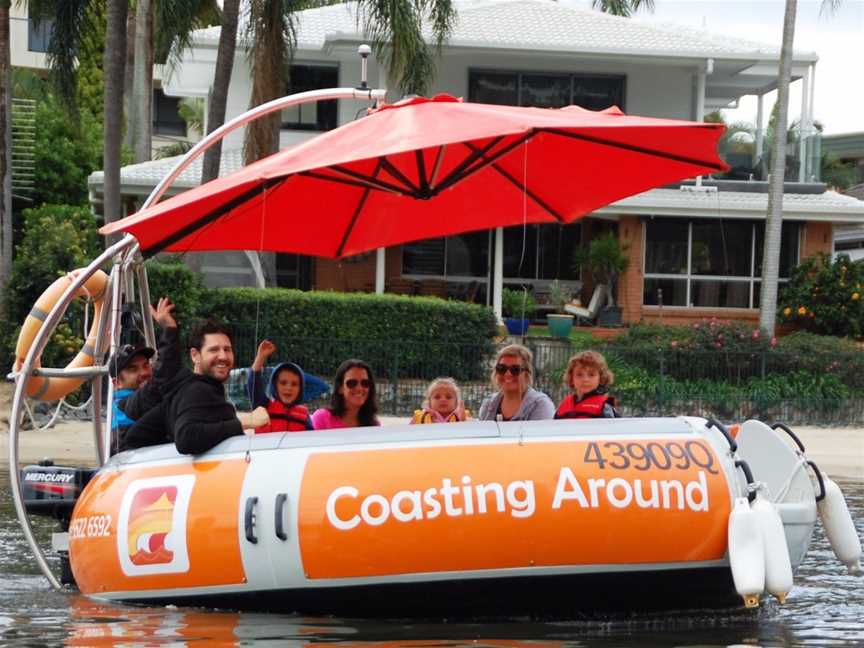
[
  {"xmin": 116, "ymin": 326, "xmax": 182, "ymax": 446},
  {"xmin": 121, "ymin": 370, "xmax": 244, "ymax": 455}
]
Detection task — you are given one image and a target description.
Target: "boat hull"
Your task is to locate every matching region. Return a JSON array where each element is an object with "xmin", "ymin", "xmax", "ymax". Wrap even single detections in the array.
[{"xmin": 67, "ymin": 417, "xmax": 816, "ymax": 615}]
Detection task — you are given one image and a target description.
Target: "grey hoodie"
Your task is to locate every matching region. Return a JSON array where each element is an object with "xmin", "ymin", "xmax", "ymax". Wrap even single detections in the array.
[{"xmin": 478, "ymin": 387, "xmax": 556, "ymax": 421}]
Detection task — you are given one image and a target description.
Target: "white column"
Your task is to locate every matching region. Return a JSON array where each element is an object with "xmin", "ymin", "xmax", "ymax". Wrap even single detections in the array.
[
  {"xmin": 493, "ymin": 227, "xmax": 503, "ymax": 321},
  {"xmin": 798, "ymin": 66, "xmax": 811, "ymax": 182},
  {"xmin": 375, "ymin": 247, "xmax": 385, "ymax": 293},
  {"xmin": 694, "ymin": 59, "xmax": 711, "ymax": 187},
  {"xmin": 244, "ymin": 251, "xmax": 266, "ymax": 288},
  {"xmin": 755, "ymin": 93, "xmax": 765, "ymax": 163}
]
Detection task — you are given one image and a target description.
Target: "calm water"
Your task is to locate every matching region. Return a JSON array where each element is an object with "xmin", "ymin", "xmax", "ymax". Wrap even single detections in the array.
[{"xmin": 0, "ymin": 470, "xmax": 861, "ymax": 647}]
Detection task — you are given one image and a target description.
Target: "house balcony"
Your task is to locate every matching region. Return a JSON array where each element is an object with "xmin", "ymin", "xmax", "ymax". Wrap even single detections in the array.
[{"xmin": 712, "ymin": 127, "xmax": 823, "ymax": 187}]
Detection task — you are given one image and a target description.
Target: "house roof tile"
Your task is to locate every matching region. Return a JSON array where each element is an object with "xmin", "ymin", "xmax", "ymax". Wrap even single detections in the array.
[{"xmin": 192, "ymin": 0, "xmax": 813, "ymax": 61}]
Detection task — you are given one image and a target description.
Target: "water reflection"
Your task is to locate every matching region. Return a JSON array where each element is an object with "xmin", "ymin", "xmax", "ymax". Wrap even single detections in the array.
[{"xmin": 0, "ymin": 470, "xmax": 861, "ymax": 647}]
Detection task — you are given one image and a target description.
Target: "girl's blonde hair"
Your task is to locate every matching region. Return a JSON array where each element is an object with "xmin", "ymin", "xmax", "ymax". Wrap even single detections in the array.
[
  {"xmin": 423, "ymin": 377, "xmax": 461, "ymax": 410},
  {"xmin": 563, "ymin": 350, "xmax": 614, "ymax": 389},
  {"xmin": 490, "ymin": 344, "xmax": 534, "ymax": 389}
]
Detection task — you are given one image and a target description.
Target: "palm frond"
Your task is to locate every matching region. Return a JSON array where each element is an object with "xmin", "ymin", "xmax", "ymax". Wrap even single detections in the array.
[
  {"xmin": 591, "ymin": 0, "xmax": 654, "ymax": 17},
  {"xmin": 820, "ymin": 0, "xmax": 843, "ymax": 17},
  {"xmin": 156, "ymin": 0, "xmax": 221, "ymax": 68},
  {"xmin": 30, "ymin": 0, "xmax": 91, "ymax": 114}
]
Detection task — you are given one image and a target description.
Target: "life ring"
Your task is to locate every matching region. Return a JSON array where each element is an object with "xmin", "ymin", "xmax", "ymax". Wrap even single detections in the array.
[{"xmin": 14, "ymin": 269, "xmax": 109, "ymax": 401}]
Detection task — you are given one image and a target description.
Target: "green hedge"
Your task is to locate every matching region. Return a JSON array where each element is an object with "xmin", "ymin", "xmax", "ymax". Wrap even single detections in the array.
[{"xmin": 199, "ymin": 288, "xmax": 499, "ymax": 380}]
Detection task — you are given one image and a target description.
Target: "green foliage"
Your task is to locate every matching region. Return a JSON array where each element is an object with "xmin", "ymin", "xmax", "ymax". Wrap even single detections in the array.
[
  {"xmin": 200, "ymin": 288, "xmax": 499, "ymax": 380},
  {"xmin": 778, "ymin": 253, "xmax": 864, "ymax": 337},
  {"xmin": 1, "ymin": 205, "xmax": 101, "ymax": 370},
  {"xmin": 143, "ymin": 256, "xmax": 206, "ymax": 331},
  {"xmin": 572, "ymin": 233, "xmax": 630, "ymax": 305},
  {"xmin": 33, "ymin": 93, "xmax": 104, "ymax": 206},
  {"xmin": 547, "ymin": 279, "xmax": 572, "ymax": 313},
  {"xmin": 501, "ymin": 288, "xmax": 537, "ymax": 318},
  {"xmin": 605, "ymin": 319, "xmax": 773, "ymax": 354}
]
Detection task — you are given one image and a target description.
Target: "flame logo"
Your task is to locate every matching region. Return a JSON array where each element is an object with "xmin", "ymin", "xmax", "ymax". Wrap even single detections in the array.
[
  {"xmin": 127, "ymin": 486, "xmax": 177, "ymax": 566},
  {"xmin": 117, "ymin": 475, "xmax": 195, "ymax": 577}
]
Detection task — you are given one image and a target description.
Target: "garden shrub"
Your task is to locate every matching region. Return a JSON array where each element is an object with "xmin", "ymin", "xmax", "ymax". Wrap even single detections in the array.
[
  {"xmin": 199, "ymin": 288, "xmax": 499, "ymax": 380},
  {"xmin": 144, "ymin": 255, "xmax": 206, "ymax": 331},
  {"xmin": 778, "ymin": 253, "xmax": 864, "ymax": 337},
  {"xmin": 1, "ymin": 205, "xmax": 101, "ymax": 371}
]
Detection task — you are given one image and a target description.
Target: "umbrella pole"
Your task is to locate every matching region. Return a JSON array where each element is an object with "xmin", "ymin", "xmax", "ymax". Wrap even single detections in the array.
[{"xmin": 493, "ymin": 227, "xmax": 504, "ymax": 321}]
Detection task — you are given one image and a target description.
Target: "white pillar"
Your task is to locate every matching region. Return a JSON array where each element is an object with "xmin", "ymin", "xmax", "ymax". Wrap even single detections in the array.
[
  {"xmin": 755, "ymin": 93, "xmax": 765, "ymax": 164},
  {"xmin": 798, "ymin": 66, "xmax": 811, "ymax": 182},
  {"xmin": 375, "ymin": 247, "xmax": 385, "ymax": 293},
  {"xmin": 244, "ymin": 251, "xmax": 266, "ymax": 288},
  {"xmin": 694, "ymin": 60, "xmax": 711, "ymax": 187},
  {"xmin": 493, "ymin": 227, "xmax": 503, "ymax": 321}
]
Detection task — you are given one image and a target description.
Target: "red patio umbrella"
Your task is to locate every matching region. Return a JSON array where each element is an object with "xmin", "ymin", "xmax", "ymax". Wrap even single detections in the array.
[{"xmin": 101, "ymin": 95, "xmax": 726, "ymax": 257}]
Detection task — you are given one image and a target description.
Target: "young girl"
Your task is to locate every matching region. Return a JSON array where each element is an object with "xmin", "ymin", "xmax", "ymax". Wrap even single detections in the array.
[
  {"xmin": 247, "ymin": 339, "xmax": 314, "ymax": 432},
  {"xmin": 555, "ymin": 350, "xmax": 620, "ymax": 419},
  {"xmin": 411, "ymin": 377, "xmax": 470, "ymax": 424}
]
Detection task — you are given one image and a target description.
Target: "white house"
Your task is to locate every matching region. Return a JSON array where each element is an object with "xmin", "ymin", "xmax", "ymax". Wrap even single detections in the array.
[{"xmin": 88, "ymin": 0, "xmax": 864, "ymax": 326}]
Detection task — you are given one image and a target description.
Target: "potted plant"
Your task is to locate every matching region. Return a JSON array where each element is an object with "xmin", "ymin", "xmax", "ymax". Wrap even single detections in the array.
[
  {"xmin": 574, "ymin": 233, "xmax": 630, "ymax": 326},
  {"xmin": 501, "ymin": 288, "xmax": 536, "ymax": 336},
  {"xmin": 546, "ymin": 279, "xmax": 575, "ymax": 338}
]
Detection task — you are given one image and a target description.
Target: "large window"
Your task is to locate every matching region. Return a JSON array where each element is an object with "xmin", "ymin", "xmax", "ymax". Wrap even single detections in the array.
[
  {"xmin": 281, "ymin": 64, "xmax": 338, "ymax": 131},
  {"xmin": 469, "ymin": 70, "xmax": 625, "ymax": 110},
  {"xmin": 402, "ymin": 224, "xmax": 581, "ymax": 280},
  {"xmin": 643, "ymin": 218, "xmax": 800, "ymax": 308}
]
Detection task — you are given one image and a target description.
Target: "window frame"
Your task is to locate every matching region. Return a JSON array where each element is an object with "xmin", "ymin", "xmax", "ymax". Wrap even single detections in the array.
[
  {"xmin": 642, "ymin": 218, "xmax": 801, "ymax": 309},
  {"xmin": 468, "ymin": 68, "xmax": 626, "ymax": 111},
  {"xmin": 280, "ymin": 62, "xmax": 340, "ymax": 132}
]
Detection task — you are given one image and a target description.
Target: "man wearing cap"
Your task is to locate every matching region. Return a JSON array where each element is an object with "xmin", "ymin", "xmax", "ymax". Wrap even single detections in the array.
[{"xmin": 109, "ymin": 297, "xmax": 181, "ymax": 450}]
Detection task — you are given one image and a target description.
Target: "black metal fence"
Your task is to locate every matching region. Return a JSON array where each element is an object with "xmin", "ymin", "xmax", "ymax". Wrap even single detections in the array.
[{"xmin": 227, "ymin": 334, "xmax": 864, "ymax": 425}]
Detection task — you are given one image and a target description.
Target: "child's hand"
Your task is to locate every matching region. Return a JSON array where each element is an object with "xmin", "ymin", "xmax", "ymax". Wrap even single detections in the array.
[
  {"xmin": 252, "ymin": 340, "xmax": 276, "ymax": 371},
  {"xmin": 257, "ymin": 339, "xmax": 276, "ymax": 358}
]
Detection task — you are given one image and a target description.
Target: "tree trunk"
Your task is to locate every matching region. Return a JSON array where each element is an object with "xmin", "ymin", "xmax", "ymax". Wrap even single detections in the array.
[
  {"xmin": 123, "ymin": 9, "xmax": 135, "ymax": 149},
  {"xmin": 0, "ymin": 1, "xmax": 11, "ymax": 314},
  {"xmin": 201, "ymin": 0, "xmax": 239, "ymax": 184},
  {"xmin": 131, "ymin": 0, "xmax": 154, "ymax": 163},
  {"xmin": 103, "ymin": 0, "xmax": 128, "ymax": 242},
  {"xmin": 759, "ymin": 0, "xmax": 797, "ymax": 335}
]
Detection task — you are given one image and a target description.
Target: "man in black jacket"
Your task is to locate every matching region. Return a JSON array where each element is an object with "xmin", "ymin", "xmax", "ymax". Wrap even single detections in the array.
[
  {"xmin": 122, "ymin": 319, "xmax": 268, "ymax": 454},
  {"xmin": 110, "ymin": 297, "xmax": 182, "ymax": 451}
]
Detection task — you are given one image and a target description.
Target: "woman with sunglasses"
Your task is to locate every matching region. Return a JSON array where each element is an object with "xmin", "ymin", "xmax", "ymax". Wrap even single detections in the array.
[
  {"xmin": 478, "ymin": 344, "xmax": 555, "ymax": 422},
  {"xmin": 311, "ymin": 359, "xmax": 380, "ymax": 429}
]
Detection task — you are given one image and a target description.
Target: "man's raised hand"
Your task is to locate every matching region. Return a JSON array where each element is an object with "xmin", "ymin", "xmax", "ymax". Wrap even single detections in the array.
[{"xmin": 150, "ymin": 297, "xmax": 177, "ymax": 329}]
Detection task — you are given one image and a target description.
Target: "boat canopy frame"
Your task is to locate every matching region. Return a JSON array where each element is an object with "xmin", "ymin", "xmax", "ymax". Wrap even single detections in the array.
[{"xmin": 6, "ymin": 81, "xmax": 387, "ymax": 589}]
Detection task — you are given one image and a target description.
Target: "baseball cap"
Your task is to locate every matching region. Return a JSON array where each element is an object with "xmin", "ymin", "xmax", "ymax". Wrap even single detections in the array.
[{"xmin": 108, "ymin": 344, "xmax": 155, "ymax": 378}]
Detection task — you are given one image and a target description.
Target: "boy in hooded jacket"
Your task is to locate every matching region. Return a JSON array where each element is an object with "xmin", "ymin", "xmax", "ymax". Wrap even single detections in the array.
[{"xmin": 247, "ymin": 340, "xmax": 314, "ymax": 432}]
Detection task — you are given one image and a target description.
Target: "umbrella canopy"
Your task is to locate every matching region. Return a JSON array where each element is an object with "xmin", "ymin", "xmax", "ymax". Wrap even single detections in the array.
[{"xmin": 101, "ymin": 95, "xmax": 727, "ymax": 258}]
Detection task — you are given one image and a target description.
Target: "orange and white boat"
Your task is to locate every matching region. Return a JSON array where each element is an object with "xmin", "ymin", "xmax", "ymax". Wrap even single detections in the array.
[{"xmin": 8, "ymin": 71, "xmax": 860, "ymax": 616}]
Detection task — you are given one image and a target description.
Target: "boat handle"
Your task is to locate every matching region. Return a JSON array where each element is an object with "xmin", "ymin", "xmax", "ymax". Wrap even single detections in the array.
[
  {"xmin": 770, "ymin": 422, "xmax": 806, "ymax": 453},
  {"xmin": 806, "ymin": 460, "xmax": 826, "ymax": 502},
  {"xmin": 244, "ymin": 496, "xmax": 258, "ymax": 544},
  {"xmin": 734, "ymin": 460, "xmax": 756, "ymax": 502},
  {"xmin": 706, "ymin": 418, "xmax": 737, "ymax": 453},
  {"xmin": 275, "ymin": 493, "xmax": 288, "ymax": 541}
]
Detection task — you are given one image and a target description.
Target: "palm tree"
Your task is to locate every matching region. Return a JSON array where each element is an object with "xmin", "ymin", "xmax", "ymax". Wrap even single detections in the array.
[
  {"xmin": 0, "ymin": 0, "xmax": 11, "ymax": 310},
  {"xmin": 591, "ymin": 0, "xmax": 654, "ymax": 17},
  {"xmin": 102, "ymin": 0, "xmax": 128, "ymax": 236},
  {"xmin": 759, "ymin": 0, "xmax": 841, "ymax": 335},
  {"xmin": 241, "ymin": 0, "xmax": 459, "ymax": 165},
  {"xmin": 201, "ymin": 0, "xmax": 239, "ymax": 183},
  {"xmin": 130, "ymin": 0, "xmax": 220, "ymax": 163}
]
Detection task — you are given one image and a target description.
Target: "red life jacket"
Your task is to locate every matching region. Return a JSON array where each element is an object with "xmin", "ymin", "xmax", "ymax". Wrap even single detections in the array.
[
  {"xmin": 257, "ymin": 400, "xmax": 312, "ymax": 433},
  {"xmin": 555, "ymin": 393, "xmax": 613, "ymax": 420}
]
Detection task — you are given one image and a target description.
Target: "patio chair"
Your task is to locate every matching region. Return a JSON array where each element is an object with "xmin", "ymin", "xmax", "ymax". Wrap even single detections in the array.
[{"xmin": 564, "ymin": 284, "xmax": 607, "ymax": 325}]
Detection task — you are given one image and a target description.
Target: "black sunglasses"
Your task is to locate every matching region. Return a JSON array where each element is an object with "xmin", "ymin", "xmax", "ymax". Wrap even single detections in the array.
[
  {"xmin": 495, "ymin": 364, "xmax": 525, "ymax": 376},
  {"xmin": 345, "ymin": 378, "xmax": 371, "ymax": 389}
]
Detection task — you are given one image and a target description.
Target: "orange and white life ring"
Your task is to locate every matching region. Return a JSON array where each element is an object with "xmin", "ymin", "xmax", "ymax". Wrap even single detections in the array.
[{"xmin": 14, "ymin": 269, "xmax": 109, "ymax": 401}]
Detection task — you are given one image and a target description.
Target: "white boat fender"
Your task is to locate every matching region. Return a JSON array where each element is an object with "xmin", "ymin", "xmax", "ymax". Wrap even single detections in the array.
[
  {"xmin": 728, "ymin": 496, "xmax": 765, "ymax": 608},
  {"xmin": 815, "ymin": 471, "xmax": 862, "ymax": 575},
  {"xmin": 752, "ymin": 487, "xmax": 794, "ymax": 603}
]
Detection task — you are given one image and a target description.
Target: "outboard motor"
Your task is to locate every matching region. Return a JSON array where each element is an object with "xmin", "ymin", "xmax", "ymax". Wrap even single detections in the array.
[{"xmin": 20, "ymin": 460, "xmax": 96, "ymax": 586}]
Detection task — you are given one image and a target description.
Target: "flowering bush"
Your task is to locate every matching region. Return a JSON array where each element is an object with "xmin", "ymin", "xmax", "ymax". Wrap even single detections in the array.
[{"xmin": 778, "ymin": 253, "xmax": 864, "ymax": 338}]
